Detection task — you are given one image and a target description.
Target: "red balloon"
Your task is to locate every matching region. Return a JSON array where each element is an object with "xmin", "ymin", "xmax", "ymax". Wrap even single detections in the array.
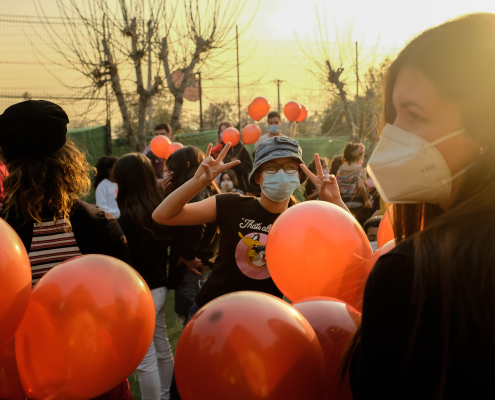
[
  {"xmin": 377, "ymin": 209, "xmax": 394, "ymax": 248},
  {"xmin": 292, "ymin": 297, "xmax": 361, "ymax": 400},
  {"xmin": 249, "ymin": 97, "xmax": 270, "ymax": 121},
  {"xmin": 164, "ymin": 142, "xmax": 184, "ymax": 159},
  {"xmin": 150, "ymin": 135, "xmax": 171, "ymax": 158},
  {"xmin": 242, "ymin": 124, "xmax": 262, "ymax": 145},
  {"xmin": 175, "ymin": 292, "xmax": 324, "ymax": 400},
  {"xmin": 353, "ymin": 239, "xmax": 396, "ymax": 311},
  {"xmin": 222, "ymin": 127, "xmax": 240, "ymax": 147},
  {"xmin": 0, "ymin": 338, "xmax": 27, "ymax": 400},
  {"xmin": 15, "ymin": 255, "xmax": 155, "ymax": 400},
  {"xmin": 266, "ymin": 201, "xmax": 372, "ymax": 303},
  {"xmin": 284, "ymin": 101, "xmax": 301, "ymax": 122},
  {"xmin": 0, "ymin": 219, "xmax": 31, "ymax": 355},
  {"xmin": 295, "ymin": 105, "xmax": 308, "ymax": 123}
]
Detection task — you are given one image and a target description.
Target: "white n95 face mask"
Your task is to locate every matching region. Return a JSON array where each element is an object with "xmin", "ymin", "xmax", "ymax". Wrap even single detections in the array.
[{"xmin": 367, "ymin": 124, "xmax": 469, "ymax": 204}]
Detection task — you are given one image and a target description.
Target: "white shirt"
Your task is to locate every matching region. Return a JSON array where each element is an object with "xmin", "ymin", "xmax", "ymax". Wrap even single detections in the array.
[{"xmin": 95, "ymin": 178, "xmax": 120, "ymax": 218}]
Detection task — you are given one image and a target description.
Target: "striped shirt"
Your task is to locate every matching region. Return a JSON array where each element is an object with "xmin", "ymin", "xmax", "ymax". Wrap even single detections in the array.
[{"xmin": 29, "ymin": 219, "xmax": 82, "ymax": 286}]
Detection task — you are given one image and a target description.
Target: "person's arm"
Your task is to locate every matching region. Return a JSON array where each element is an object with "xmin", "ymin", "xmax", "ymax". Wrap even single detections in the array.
[
  {"xmin": 152, "ymin": 143, "xmax": 240, "ymax": 226},
  {"xmin": 301, "ymin": 153, "xmax": 349, "ymax": 212}
]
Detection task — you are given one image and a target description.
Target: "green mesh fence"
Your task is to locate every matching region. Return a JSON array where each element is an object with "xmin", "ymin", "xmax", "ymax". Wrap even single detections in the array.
[{"xmin": 68, "ymin": 126, "xmax": 367, "ymax": 204}]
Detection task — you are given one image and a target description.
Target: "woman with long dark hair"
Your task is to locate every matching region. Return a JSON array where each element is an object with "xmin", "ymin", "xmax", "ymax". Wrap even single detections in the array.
[
  {"xmin": 113, "ymin": 153, "xmax": 174, "ymax": 400},
  {"xmin": 348, "ymin": 13, "xmax": 495, "ymax": 399},
  {"xmin": 164, "ymin": 146, "xmax": 220, "ymax": 323}
]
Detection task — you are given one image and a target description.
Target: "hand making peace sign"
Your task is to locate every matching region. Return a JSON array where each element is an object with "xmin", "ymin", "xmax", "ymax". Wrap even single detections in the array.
[
  {"xmin": 194, "ymin": 143, "xmax": 241, "ymax": 186},
  {"xmin": 300, "ymin": 153, "xmax": 342, "ymax": 205}
]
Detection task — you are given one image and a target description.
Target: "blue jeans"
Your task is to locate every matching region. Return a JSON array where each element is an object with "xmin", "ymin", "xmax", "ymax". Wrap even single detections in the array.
[{"xmin": 169, "ymin": 302, "xmax": 201, "ymax": 400}]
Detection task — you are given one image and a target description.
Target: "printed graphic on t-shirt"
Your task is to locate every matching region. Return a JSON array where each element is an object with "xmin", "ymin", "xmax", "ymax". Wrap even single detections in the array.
[
  {"xmin": 235, "ymin": 232, "xmax": 270, "ymax": 280},
  {"xmin": 114, "ymin": 188, "xmax": 118, "ymax": 198}
]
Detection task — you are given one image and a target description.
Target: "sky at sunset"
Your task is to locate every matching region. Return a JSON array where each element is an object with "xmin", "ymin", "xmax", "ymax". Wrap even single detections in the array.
[{"xmin": 2, "ymin": 0, "xmax": 495, "ymax": 128}]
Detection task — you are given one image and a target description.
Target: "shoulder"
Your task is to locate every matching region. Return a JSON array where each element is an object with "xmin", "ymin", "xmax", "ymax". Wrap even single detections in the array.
[
  {"xmin": 368, "ymin": 239, "xmax": 415, "ymax": 291},
  {"xmin": 216, "ymin": 192, "xmax": 251, "ymax": 207},
  {"xmin": 71, "ymin": 199, "xmax": 118, "ymax": 229}
]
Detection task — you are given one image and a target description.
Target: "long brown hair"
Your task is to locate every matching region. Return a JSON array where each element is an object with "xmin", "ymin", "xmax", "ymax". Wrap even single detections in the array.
[
  {"xmin": 166, "ymin": 146, "xmax": 219, "ymax": 195},
  {"xmin": 113, "ymin": 153, "xmax": 167, "ymax": 238},
  {"xmin": 344, "ymin": 13, "xmax": 495, "ymax": 396},
  {"xmin": 2, "ymin": 139, "xmax": 94, "ymax": 225}
]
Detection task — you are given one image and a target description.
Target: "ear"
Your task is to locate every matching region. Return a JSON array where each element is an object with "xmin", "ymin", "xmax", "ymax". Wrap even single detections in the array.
[{"xmin": 255, "ymin": 172, "xmax": 263, "ymax": 186}]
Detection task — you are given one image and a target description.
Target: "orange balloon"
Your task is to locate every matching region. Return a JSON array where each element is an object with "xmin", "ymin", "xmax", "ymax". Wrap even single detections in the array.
[
  {"xmin": 292, "ymin": 297, "xmax": 361, "ymax": 400},
  {"xmin": 164, "ymin": 142, "xmax": 184, "ymax": 159},
  {"xmin": 222, "ymin": 127, "xmax": 240, "ymax": 147},
  {"xmin": 0, "ymin": 219, "xmax": 31, "ymax": 355},
  {"xmin": 249, "ymin": 97, "xmax": 270, "ymax": 121},
  {"xmin": 266, "ymin": 201, "xmax": 372, "ymax": 303},
  {"xmin": 284, "ymin": 101, "xmax": 301, "ymax": 122},
  {"xmin": 295, "ymin": 105, "xmax": 308, "ymax": 123},
  {"xmin": 15, "ymin": 255, "xmax": 155, "ymax": 400},
  {"xmin": 352, "ymin": 239, "xmax": 396, "ymax": 311},
  {"xmin": 242, "ymin": 124, "xmax": 262, "ymax": 145},
  {"xmin": 0, "ymin": 338, "xmax": 27, "ymax": 400},
  {"xmin": 377, "ymin": 210, "xmax": 394, "ymax": 248},
  {"xmin": 175, "ymin": 292, "xmax": 324, "ymax": 400},
  {"xmin": 150, "ymin": 135, "xmax": 171, "ymax": 158}
]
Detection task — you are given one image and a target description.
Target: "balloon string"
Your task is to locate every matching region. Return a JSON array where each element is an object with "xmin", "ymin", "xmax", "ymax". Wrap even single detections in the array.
[{"xmin": 234, "ymin": 143, "xmax": 246, "ymax": 159}]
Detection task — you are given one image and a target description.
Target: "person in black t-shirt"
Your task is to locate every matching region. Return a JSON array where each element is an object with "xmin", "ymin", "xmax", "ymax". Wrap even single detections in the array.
[{"xmin": 153, "ymin": 136, "xmax": 349, "ymax": 400}]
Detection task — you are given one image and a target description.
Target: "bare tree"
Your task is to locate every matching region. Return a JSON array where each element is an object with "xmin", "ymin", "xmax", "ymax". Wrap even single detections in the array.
[
  {"xmin": 34, "ymin": 0, "xmax": 251, "ymax": 150},
  {"xmin": 160, "ymin": 0, "xmax": 248, "ymax": 134}
]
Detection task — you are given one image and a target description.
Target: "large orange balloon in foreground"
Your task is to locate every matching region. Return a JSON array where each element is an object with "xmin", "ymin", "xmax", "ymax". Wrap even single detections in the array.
[
  {"xmin": 164, "ymin": 142, "xmax": 184, "ymax": 159},
  {"xmin": 0, "ymin": 219, "xmax": 31, "ymax": 355},
  {"xmin": 15, "ymin": 255, "xmax": 155, "ymax": 400},
  {"xmin": 242, "ymin": 124, "xmax": 262, "ymax": 145},
  {"xmin": 222, "ymin": 127, "xmax": 240, "ymax": 147},
  {"xmin": 175, "ymin": 291, "xmax": 324, "ymax": 400},
  {"xmin": 295, "ymin": 105, "xmax": 308, "ymax": 123},
  {"xmin": 150, "ymin": 135, "xmax": 171, "ymax": 158},
  {"xmin": 284, "ymin": 101, "xmax": 301, "ymax": 122},
  {"xmin": 266, "ymin": 201, "xmax": 372, "ymax": 303},
  {"xmin": 292, "ymin": 297, "xmax": 361, "ymax": 400},
  {"xmin": 352, "ymin": 239, "xmax": 396, "ymax": 311},
  {"xmin": 0, "ymin": 338, "xmax": 27, "ymax": 400},
  {"xmin": 249, "ymin": 97, "xmax": 270, "ymax": 121},
  {"xmin": 377, "ymin": 209, "xmax": 394, "ymax": 248}
]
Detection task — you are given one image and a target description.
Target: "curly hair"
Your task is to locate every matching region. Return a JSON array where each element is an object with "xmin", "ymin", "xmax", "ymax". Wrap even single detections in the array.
[{"xmin": 3, "ymin": 139, "xmax": 95, "ymax": 226}]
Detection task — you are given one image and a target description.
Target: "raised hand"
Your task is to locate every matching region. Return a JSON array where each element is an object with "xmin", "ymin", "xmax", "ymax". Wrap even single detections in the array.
[
  {"xmin": 194, "ymin": 143, "xmax": 241, "ymax": 186},
  {"xmin": 301, "ymin": 153, "xmax": 346, "ymax": 209}
]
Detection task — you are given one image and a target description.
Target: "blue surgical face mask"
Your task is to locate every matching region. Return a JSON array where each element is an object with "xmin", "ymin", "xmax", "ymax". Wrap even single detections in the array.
[
  {"xmin": 219, "ymin": 133, "xmax": 223, "ymax": 141},
  {"xmin": 261, "ymin": 169, "xmax": 300, "ymax": 202},
  {"xmin": 268, "ymin": 125, "xmax": 280, "ymax": 134}
]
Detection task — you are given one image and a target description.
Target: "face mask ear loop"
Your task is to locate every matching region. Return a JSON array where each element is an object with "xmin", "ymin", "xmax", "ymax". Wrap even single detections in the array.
[{"xmin": 424, "ymin": 129, "xmax": 466, "ymax": 149}]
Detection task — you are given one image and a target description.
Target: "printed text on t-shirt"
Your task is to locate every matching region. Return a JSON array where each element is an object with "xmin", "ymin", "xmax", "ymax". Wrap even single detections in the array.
[{"xmin": 239, "ymin": 218, "xmax": 273, "ymax": 233}]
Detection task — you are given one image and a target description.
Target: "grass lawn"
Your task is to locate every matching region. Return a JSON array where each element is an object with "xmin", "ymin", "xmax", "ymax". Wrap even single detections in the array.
[{"xmin": 128, "ymin": 289, "xmax": 183, "ymax": 400}]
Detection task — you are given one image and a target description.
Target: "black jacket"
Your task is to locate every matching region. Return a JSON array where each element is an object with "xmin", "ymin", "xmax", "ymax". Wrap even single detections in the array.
[
  {"xmin": 4, "ymin": 199, "xmax": 131, "ymax": 265},
  {"xmin": 222, "ymin": 142, "xmax": 253, "ymax": 194}
]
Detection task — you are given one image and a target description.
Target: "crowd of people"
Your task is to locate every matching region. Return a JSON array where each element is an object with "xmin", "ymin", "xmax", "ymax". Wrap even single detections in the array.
[{"xmin": 1, "ymin": 12, "xmax": 495, "ymax": 400}]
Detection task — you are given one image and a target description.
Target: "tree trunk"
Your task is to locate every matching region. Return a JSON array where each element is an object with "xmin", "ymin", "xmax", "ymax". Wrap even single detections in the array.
[
  {"xmin": 102, "ymin": 39, "xmax": 138, "ymax": 150},
  {"xmin": 170, "ymin": 95, "xmax": 184, "ymax": 133}
]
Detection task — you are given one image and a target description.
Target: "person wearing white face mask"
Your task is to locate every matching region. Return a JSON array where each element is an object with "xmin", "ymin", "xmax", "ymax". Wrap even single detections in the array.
[
  {"xmin": 254, "ymin": 111, "xmax": 287, "ymax": 150},
  {"xmin": 219, "ymin": 169, "xmax": 244, "ymax": 194},
  {"xmin": 152, "ymin": 136, "xmax": 348, "ymax": 400},
  {"xmin": 344, "ymin": 13, "xmax": 495, "ymax": 399}
]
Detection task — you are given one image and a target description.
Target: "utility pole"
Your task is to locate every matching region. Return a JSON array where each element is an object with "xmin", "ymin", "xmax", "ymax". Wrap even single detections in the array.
[
  {"xmin": 355, "ymin": 41, "xmax": 359, "ymax": 141},
  {"xmin": 276, "ymin": 80, "xmax": 282, "ymax": 113},
  {"xmin": 105, "ymin": 83, "xmax": 112, "ymax": 156},
  {"xmin": 236, "ymin": 25, "xmax": 241, "ymax": 130},
  {"xmin": 197, "ymin": 72, "xmax": 203, "ymax": 131},
  {"xmin": 147, "ymin": 20, "xmax": 153, "ymax": 136}
]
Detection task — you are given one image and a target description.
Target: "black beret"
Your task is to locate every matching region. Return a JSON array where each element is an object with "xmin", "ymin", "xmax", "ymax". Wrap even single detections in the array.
[{"xmin": 0, "ymin": 100, "xmax": 69, "ymax": 159}]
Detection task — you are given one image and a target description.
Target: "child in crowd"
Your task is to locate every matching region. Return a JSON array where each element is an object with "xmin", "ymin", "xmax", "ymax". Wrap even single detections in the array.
[
  {"xmin": 336, "ymin": 143, "xmax": 373, "ymax": 225},
  {"xmin": 164, "ymin": 146, "xmax": 220, "ymax": 324},
  {"xmin": 113, "ymin": 153, "xmax": 174, "ymax": 400},
  {"xmin": 219, "ymin": 169, "xmax": 244, "ymax": 194},
  {"xmin": 153, "ymin": 136, "xmax": 347, "ymax": 400},
  {"xmin": 95, "ymin": 155, "xmax": 120, "ymax": 218}
]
